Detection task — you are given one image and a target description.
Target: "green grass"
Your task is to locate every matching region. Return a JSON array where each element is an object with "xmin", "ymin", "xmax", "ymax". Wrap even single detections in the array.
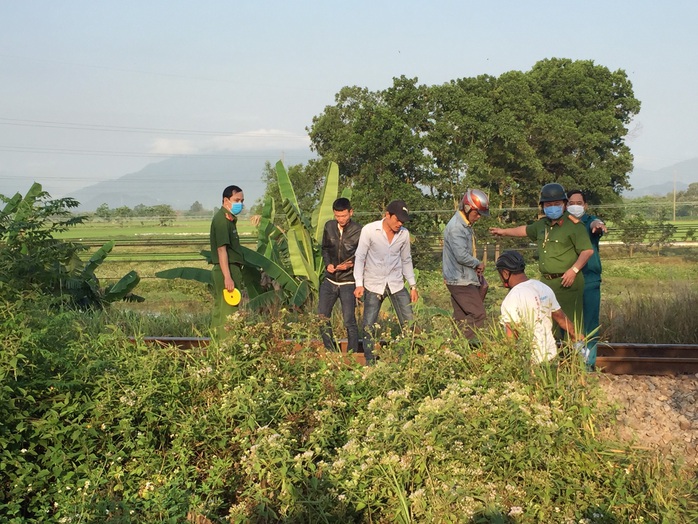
[{"xmin": 55, "ymin": 216, "xmax": 258, "ymax": 239}]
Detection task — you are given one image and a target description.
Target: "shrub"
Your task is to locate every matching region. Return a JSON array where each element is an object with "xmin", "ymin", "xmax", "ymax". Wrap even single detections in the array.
[{"xmin": 2, "ymin": 301, "xmax": 696, "ymax": 522}]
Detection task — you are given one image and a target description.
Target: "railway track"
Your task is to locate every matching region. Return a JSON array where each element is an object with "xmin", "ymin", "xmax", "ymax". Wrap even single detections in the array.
[
  {"xmin": 596, "ymin": 343, "xmax": 698, "ymax": 375},
  {"xmin": 128, "ymin": 337, "xmax": 698, "ymax": 375}
]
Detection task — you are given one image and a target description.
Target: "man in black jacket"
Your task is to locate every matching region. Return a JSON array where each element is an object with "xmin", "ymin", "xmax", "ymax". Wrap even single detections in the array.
[{"xmin": 318, "ymin": 198, "xmax": 362, "ymax": 352}]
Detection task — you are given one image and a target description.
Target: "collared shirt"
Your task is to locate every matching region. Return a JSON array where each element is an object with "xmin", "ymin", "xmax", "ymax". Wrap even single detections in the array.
[
  {"xmin": 210, "ymin": 206, "xmax": 243, "ymax": 265},
  {"xmin": 525, "ymin": 212, "xmax": 592, "ymax": 275},
  {"xmin": 353, "ymin": 218, "xmax": 416, "ymax": 295},
  {"xmin": 442, "ymin": 210, "xmax": 481, "ymax": 286}
]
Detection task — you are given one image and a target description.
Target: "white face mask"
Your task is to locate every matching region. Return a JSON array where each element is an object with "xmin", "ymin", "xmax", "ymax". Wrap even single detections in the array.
[{"xmin": 567, "ymin": 204, "xmax": 585, "ymax": 218}]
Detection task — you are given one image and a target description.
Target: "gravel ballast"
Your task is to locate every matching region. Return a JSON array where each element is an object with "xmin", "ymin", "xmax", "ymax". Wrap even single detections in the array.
[{"xmin": 597, "ymin": 373, "xmax": 698, "ymax": 469}]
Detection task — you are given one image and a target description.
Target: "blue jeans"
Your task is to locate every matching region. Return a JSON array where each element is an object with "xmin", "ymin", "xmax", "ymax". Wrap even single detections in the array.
[
  {"xmin": 362, "ymin": 287, "xmax": 413, "ymax": 363},
  {"xmin": 318, "ymin": 279, "xmax": 359, "ymax": 352}
]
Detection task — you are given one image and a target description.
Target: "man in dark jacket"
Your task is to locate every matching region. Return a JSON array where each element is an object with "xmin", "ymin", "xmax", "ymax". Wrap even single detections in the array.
[{"xmin": 318, "ymin": 198, "xmax": 362, "ymax": 352}]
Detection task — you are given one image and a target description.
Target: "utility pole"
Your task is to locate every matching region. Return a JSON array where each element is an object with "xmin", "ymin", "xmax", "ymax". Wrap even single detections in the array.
[{"xmin": 673, "ymin": 170, "xmax": 677, "ymax": 221}]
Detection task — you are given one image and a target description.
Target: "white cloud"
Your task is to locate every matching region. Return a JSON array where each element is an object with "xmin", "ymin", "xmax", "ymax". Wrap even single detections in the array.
[
  {"xmin": 149, "ymin": 138, "xmax": 199, "ymax": 155},
  {"xmin": 209, "ymin": 129, "xmax": 311, "ymax": 151},
  {"xmin": 149, "ymin": 129, "xmax": 311, "ymax": 155}
]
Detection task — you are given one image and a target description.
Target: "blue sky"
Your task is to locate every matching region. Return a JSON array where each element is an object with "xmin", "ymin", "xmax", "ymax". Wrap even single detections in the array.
[{"xmin": 1, "ymin": 1, "xmax": 697, "ymax": 197}]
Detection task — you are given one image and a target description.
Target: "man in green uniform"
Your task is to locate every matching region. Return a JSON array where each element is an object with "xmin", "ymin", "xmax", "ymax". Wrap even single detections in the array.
[
  {"xmin": 567, "ymin": 189, "xmax": 607, "ymax": 368},
  {"xmin": 210, "ymin": 185, "xmax": 245, "ymax": 337},
  {"xmin": 490, "ymin": 183, "xmax": 593, "ymax": 337}
]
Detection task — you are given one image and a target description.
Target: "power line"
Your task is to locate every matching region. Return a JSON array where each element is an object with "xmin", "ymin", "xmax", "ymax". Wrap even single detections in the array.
[
  {"xmin": 0, "ymin": 117, "xmax": 310, "ymax": 138},
  {"xmin": 0, "ymin": 53, "xmax": 327, "ymax": 93},
  {"xmin": 0, "ymin": 145, "xmax": 312, "ymax": 160}
]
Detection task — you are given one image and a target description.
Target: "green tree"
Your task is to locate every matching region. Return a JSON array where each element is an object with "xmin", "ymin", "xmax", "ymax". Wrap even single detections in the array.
[
  {"xmin": 675, "ymin": 182, "xmax": 698, "ymax": 218},
  {"xmin": 308, "ymin": 60, "xmax": 641, "ymax": 222},
  {"xmin": 132, "ymin": 203, "xmax": 148, "ymax": 216},
  {"xmin": 189, "ymin": 200, "xmax": 204, "ymax": 214},
  {"xmin": 309, "ymin": 77, "xmax": 431, "ymax": 213},
  {"xmin": 150, "ymin": 204, "xmax": 176, "ymax": 226},
  {"xmin": 112, "ymin": 205, "xmax": 133, "ymax": 225},
  {"xmin": 94, "ymin": 202, "xmax": 111, "ymax": 221},
  {"xmin": 647, "ymin": 209, "xmax": 677, "ymax": 254},
  {"xmin": 619, "ymin": 214, "xmax": 649, "ymax": 257},
  {"xmin": 526, "ymin": 59, "xmax": 639, "ymax": 202}
]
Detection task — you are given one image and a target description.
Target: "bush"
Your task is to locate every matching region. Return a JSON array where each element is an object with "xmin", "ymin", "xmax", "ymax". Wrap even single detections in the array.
[{"xmin": 2, "ymin": 302, "xmax": 696, "ymax": 522}]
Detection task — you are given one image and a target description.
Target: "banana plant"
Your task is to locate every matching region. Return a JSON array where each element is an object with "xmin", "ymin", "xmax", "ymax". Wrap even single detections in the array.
[
  {"xmin": 63, "ymin": 240, "xmax": 144, "ymax": 308},
  {"xmin": 155, "ymin": 160, "xmax": 348, "ymax": 309},
  {"xmin": 274, "ymin": 160, "xmax": 349, "ymax": 291},
  {"xmin": 155, "ymin": 246, "xmax": 310, "ymax": 309},
  {"xmin": 0, "ymin": 183, "xmax": 143, "ymax": 309}
]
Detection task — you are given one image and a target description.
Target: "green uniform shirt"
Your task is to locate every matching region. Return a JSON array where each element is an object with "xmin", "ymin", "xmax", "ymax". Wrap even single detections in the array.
[
  {"xmin": 209, "ymin": 207, "xmax": 243, "ymax": 265},
  {"xmin": 525, "ymin": 213, "xmax": 592, "ymax": 275}
]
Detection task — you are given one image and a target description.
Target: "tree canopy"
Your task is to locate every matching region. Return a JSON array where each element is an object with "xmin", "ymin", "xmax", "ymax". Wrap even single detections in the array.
[{"xmin": 307, "ymin": 58, "xmax": 641, "ymax": 219}]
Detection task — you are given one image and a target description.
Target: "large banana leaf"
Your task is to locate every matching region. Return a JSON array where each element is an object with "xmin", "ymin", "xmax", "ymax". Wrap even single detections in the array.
[
  {"xmin": 0, "ymin": 192, "xmax": 22, "ymax": 218},
  {"xmin": 104, "ymin": 270, "xmax": 143, "ymax": 302},
  {"xmin": 256, "ymin": 196, "xmax": 276, "ymax": 256},
  {"xmin": 256, "ymin": 197, "xmax": 285, "ymax": 262},
  {"xmin": 247, "ymin": 288, "xmax": 286, "ymax": 310},
  {"xmin": 290, "ymin": 280, "xmax": 310, "ymax": 307},
  {"xmin": 281, "ymin": 197, "xmax": 314, "ymax": 234},
  {"xmin": 281, "ymin": 198, "xmax": 314, "ymax": 262},
  {"xmin": 83, "ymin": 240, "xmax": 115, "ymax": 276},
  {"xmin": 312, "ymin": 161, "xmax": 339, "ymax": 242},
  {"xmin": 15, "ymin": 182, "xmax": 44, "ymax": 222},
  {"xmin": 240, "ymin": 246, "xmax": 299, "ymax": 291},
  {"xmin": 275, "ymin": 160, "xmax": 300, "ymax": 211},
  {"xmin": 246, "ymin": 284, "xmax": 307, "ymax": 309},
  {"xmin": 286, "ymin": 229, "xmax": 318, "ymax": 289},
  {"xmin": 155, "ymin": 267, "xmax": 213, "ymax": 286},
  {"xmin": 240, "ymin": 265, "xmax": 264, "ymax": 298}
]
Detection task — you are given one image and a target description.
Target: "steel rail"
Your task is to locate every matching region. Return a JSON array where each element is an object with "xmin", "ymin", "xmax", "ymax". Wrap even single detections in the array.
[{"xmin": 595, "ymin": 343, "xmax": 698, "ymax": 375}]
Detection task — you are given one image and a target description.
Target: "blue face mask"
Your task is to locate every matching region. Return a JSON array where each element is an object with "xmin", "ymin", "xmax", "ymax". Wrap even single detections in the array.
[
  {"xmin": 544, "ymin": 205, "xmax": 564, "ymax": 220},
  {"xmin": 231, "ymin": 202, "xmax": 244, "ymax": 216}
]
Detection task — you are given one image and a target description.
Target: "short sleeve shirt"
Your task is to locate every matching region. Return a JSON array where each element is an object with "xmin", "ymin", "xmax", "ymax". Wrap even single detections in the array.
[
  {"xmin": 525, "ymin": 213, "xmax": 592, "ymax": 274},
  {"xmin": 500, "ymin": 279, "xmax": 561, "ymax": 363},
  {"xmin": 210, "ymin": 207, "xmax": 243, "ymax": 265}
]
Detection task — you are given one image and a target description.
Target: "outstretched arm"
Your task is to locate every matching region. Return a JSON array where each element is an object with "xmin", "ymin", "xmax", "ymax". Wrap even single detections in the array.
[{"xmin": 489, "ymin": 225, "xmax": 528, "ymax": 237}]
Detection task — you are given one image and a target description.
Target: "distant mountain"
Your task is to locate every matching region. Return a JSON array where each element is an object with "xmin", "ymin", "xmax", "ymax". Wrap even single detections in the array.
[
  {"xmin": 623, "ymin": 181, "xmax": 689, "ymax": 198},
  {"xmin": 625, "ymin": 158, "xmax": 698, "ymax": 198},
  {"xmin": 69, "ymin": 150, "xmax": 315, "ymax": 211}
]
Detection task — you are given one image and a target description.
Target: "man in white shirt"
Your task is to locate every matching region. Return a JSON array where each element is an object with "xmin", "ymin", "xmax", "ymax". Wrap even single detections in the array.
[
  {"xmin": 354, "ymin": 200, "xmax": 418, "ymax": 363},
  {"xmin": 495, "ymin": 250, "xmax": 581, "ymax": 363}
]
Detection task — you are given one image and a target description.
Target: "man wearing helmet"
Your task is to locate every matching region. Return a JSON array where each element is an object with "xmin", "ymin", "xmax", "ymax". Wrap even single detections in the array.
[
  {"xmin": 495, "ymin": 250, "xmax": 581, "ymax": 363},
  {"xmin": 490, "ymin": 183, "xmax": 593, "ymax": 337},
  {"xmin": 442, "ymin": 189, "xmax": 490, "ymax": 339}
]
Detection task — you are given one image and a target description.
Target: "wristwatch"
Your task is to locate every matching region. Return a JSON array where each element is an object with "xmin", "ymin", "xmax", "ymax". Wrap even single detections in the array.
[{"xmin": 571, "ymin": 266, "xmax": 579, "ymax": 274}]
